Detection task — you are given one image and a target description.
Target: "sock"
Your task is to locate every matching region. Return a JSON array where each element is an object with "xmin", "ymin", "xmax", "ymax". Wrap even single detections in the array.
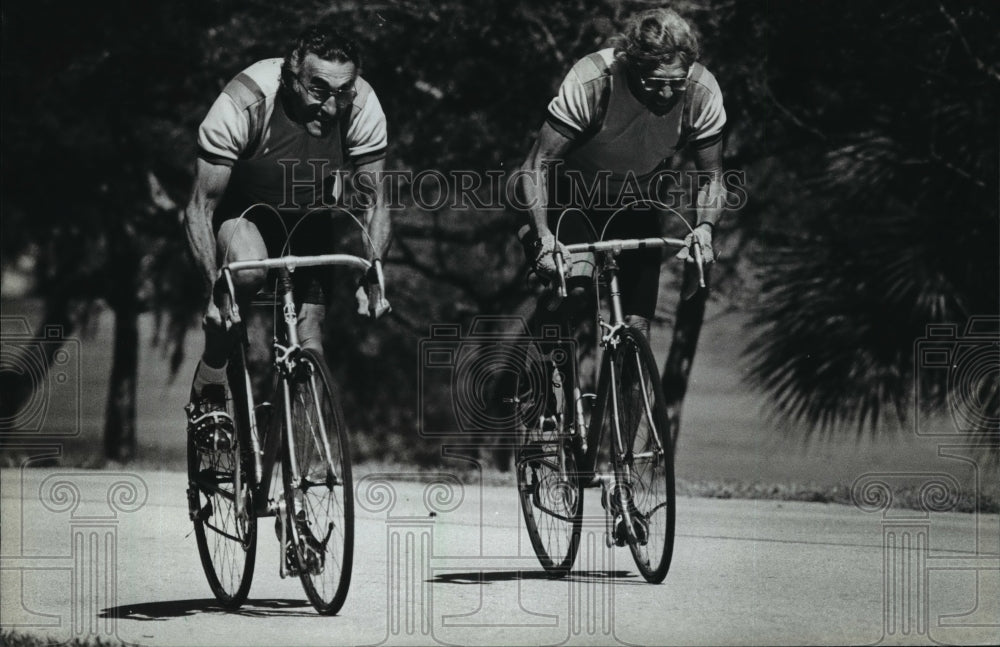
[{"xmin": 191, "ymin": 360, "xmax": 228, "ymax": 398}]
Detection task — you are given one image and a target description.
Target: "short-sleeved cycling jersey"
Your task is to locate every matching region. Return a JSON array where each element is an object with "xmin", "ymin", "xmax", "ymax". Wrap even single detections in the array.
[
  {"xmin": 197, "ymin": 58, "xmax": 387, "ymax": 219},
  {"xmin": 546, "ymin": 48, "xmax": 725, "ymax": 194},
  {"xmin": 537, "ymin": 49, "xmax": 726, "ymax": 319},
  {"xmin": 195, "ymin": 58, "xmax": 388, "ymax": 305}
]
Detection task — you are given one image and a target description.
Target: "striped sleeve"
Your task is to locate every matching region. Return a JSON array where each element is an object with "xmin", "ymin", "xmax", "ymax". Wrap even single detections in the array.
[
  {"xmin": 196, "ymin": 92, "xmax": 249, "ymax": 166},
  {"xmin": 687, "ymin": 68, "xmax": 727, "ymax": 150},
  {"xmin": 547, "ymin": 67, "xmax": 594, "ymax": 137},
  {"xmin": 546, "ymin": 53, "xmax": 612, "ymax": 139},
  {"xmin": 347, "ymin": 78, "xmax": 388, "ymax": 165}
]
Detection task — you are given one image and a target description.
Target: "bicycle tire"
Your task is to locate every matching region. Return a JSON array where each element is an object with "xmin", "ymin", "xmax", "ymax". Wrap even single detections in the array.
[
  {"xmin": 513, "ymin": 356, "xmax": 584, "ymax": 576},
  {"xmin": 187, "ymin": 342, "xmax": 258, "ymax": 608},
  {"xmin": 280, "ymin": 348, "xmax": 354, "ymax": 615},
  {"xmin": 605, "ymin": 327, "xmax": 675, "ymax": 583}
]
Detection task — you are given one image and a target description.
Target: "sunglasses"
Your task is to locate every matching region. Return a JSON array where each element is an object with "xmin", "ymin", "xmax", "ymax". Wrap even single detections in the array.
[
  {"xmin": 638, "ymin": 66, "xmax": 691, "ymax": 92},
  {"xmin": 293, "ymin": 75, "xmax": 357, "ymax": 104}
]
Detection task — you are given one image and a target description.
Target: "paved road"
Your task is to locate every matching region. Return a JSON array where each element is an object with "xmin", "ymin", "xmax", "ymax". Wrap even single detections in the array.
[{"xmin": 2, "ymin": 467, "xmax": 998, "ymax": 646}]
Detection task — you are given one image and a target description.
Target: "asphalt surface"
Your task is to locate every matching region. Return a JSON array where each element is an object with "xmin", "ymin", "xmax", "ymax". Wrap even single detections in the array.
[{"xmin": 2, "ymin": 467, "xmax": 998, "ymax": 646}]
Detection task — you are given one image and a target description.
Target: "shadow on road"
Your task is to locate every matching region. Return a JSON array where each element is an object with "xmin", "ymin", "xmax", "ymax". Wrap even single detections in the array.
[
  {"xmin": 429, "ymin": 570, "xmax": 639, "ymax": 585},
  {"xmin": 100, "ymin": 598, "xmax": 317, "ymax": 620}
]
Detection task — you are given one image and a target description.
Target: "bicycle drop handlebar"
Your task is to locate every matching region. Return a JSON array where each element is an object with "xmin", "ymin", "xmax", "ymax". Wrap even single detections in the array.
[
  {"xmin": 225, "ymin": 253, "xmax": 375, "ymax": 275},
  {"xmin": 221, "ymin": 254, "xmax": 387, "ymax": 317},
  {"xmin": 552, "ymin": 236, "xmax": 706, "ymax": 298}
]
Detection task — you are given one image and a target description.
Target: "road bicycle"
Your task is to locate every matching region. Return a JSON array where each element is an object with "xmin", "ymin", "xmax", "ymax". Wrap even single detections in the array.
[
  {"xmin": 186, "ymin": 238, "xmax": 385, "ymax": 614},
  {"xmin": 511, "ymin": 214, "xmax": 706, "ymax": 583}
]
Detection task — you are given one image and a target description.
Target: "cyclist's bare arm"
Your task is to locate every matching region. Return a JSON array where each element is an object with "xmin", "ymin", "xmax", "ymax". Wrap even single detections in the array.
[
  {"xmin": 183, "ymin": 158, "xmax": 232, "ymax": 297},
  {"xmin": 690, "ymin": 139, "xmax": 725, "ymax": 231},
  {"xmin": 353, "ymin": 157, "xmax": 392, "ymax": 318},
  {"xmin": 354, "ymin": 157, "xmax": 391, "ymax": 261},
  {"xmin": 521, "ymin": 122, "xmax": 575, "ymax": 238}
]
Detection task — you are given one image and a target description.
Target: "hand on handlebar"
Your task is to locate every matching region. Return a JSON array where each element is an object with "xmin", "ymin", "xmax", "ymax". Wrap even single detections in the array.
[
  {"xmin": 676, "ymin": 224, "xmax": 713, "ymax": 297},
  {"xmin": 532, "ymin": 232, "xmax": 571, "ymax": 280},
  {"xmin": 355, "ymin": 263, "xmax": 391, "ymax": 320},
  {"xmin": 674, "ymin": 224, "xmax": 715, "ymax": 265},
  {"xmin": 355, "ymin": 284, "xmax": 391, "ymax": 319},
  {"xmin": 203, "ymin": 290, "xmax": 240, "ymax": 333}
]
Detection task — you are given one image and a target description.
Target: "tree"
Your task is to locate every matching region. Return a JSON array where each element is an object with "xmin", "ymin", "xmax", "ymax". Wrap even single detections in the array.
[
  {"xmin": 726, "ymin": 1, "xmax": 999, "ymax": 450},
  {"xmin": 2, "ymin": 0, "xmax": 212, "ymax": 459}
]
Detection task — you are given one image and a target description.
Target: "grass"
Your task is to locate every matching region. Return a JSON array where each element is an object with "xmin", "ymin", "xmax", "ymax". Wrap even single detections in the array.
[
  {"xmin": 6, "ymin": 448, "xmax": 996, "ymax": 514},
  {"xmin": 676, "ymin": 478, "xmax": 1000, "ymax": 513},
  {"xmin": 0, "ymin": 630, "xmax": 126, "ymax": 647}
]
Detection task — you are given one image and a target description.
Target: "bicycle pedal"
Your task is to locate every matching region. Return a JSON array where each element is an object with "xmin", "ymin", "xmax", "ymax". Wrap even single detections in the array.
[
  {"xmin": 284, "ymin": 544, "xmax": 302, "ymax": 577},
  {"xmin": 612, "ymin": 516, "xmax": 630, "ymax": 547},
  {"xmin": 633, "ymin": 515, "xmax": 649, "ymax": 546},
  {"xmin": 293, "ymin": 537, "xmax": 325, "ymax": 575},
  {"xmin": 187, "ymin": 489, "xmax": 213, "ymax": 522}
]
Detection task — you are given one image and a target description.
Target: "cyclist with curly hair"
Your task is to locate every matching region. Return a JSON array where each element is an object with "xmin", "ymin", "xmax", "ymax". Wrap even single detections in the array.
[{"xmin": 517, "ymin": 7, "xmax": 727, "ymax": 338}]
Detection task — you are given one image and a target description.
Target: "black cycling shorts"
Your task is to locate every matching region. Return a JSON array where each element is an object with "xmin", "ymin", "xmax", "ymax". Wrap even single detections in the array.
[
  {"xmin": 213, "ymin": 207, "xmax": 338, "ymax": 306},
  {"xmin": 546, "ymin": 176, "xmax": 664, "ymax": 321}
]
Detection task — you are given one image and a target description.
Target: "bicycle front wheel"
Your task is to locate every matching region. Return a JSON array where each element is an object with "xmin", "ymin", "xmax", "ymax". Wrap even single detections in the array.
[
  {"xmin": 513, "ymin": 362, "xmax": 583, "ymax": 576},
  {"xmin": 607, "ymin": 327, "xmax": 675, "ymax": 583},
  {"xmin": 187, "ymin": 344, "xmax": 257, "ymax": 608},
  {"xmin": 281, "ymin": 349, "xmax": 353, "ymax": 615}
]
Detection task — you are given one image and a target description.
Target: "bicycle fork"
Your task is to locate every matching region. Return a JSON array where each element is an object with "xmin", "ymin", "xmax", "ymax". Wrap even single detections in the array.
[{"xmin": 602, "ymin": 360, "xmax": 650, "ymax": 548}]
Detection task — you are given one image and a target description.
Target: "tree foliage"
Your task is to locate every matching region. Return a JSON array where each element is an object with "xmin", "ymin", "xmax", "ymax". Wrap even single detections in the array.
[
  {"xmin": 730, "ymin": 1, "xmax": 999, "ymax": 444},
  {"xmin": 3, "ymin": 0, "xmax": 997, "ymax": 461}
]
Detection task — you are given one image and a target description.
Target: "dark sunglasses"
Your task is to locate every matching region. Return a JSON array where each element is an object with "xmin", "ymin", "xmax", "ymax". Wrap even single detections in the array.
[
  {"xmin": 294, "ymin": 75, "xmax": 357, "ymax": 104},
  {"xmin": 639, "ymin": 74, "xmax": 689, "ymax": 92}
]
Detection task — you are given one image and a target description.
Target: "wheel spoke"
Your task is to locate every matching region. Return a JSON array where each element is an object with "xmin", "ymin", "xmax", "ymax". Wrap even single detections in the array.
[
  {"xmin": 608, "ymin": 329, "xmax": 675, "ymax": 583},
  {"xmin": 282, "ymin": 350, "xmax": 353, "ymax": 614},
  {"xmin": 188, "ymin": 346, "xmax": 257, "ymax": 608},
  {"xmin": 514, "ymin": 359, "xmax": 583, "ymax": 576}
]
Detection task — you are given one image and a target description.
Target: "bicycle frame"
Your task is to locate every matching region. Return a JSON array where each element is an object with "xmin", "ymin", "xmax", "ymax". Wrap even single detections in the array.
[
  {"xmin": 555, "ymin": 236, "xmax": 697, "ymax": 546},
  {"xmin": 218, "ymin": 254, "xmax": 382, "ymax": 524},
  {"xmin": 514, "ymin": 213, "xmax": 700, "ymax": 579},
  {"xmin": 549, "ymin": 236, "xmax": 695, "ymax": 437},
  {"xmin": 554, "ymin": 235, "xmax": 699, "ymax": 321}
]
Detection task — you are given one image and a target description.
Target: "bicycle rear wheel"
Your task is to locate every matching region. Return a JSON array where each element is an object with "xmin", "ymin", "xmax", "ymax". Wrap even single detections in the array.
[
  {"xmin": 513, "ymin": 357, "xmax": 583, "ymax": 576},
  {"xmin": 281, "ymin": 349, "xmax": 353, "ymax": 615},
  {"xmin": 607, "ymin": 327, "xmax": 675, "ymax": 583},
  {"xmin": 187, "ymin": 344, "xmax": 257, "ymax": 608}
]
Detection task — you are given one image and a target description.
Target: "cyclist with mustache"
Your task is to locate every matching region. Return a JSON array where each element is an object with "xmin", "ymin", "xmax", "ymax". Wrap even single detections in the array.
[
  {"xmin": 182, "ymin": 24, "xmax": 391, "ymax": 452},
  {"xmin": 517, "ymin": 7, "xmax": 727, "ymax": 340}
]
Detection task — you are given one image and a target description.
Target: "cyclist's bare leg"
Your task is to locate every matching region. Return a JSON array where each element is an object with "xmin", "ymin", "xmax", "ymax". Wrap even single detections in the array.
[
  {"xmin": 192, "ymin": 218, "xmax": 268, "ymax": 394},
  {"xmin": 187, "ymin": 218, "xmax": 270, "ymax": 450},
  {"xmin": 296, "ymin": 303, "xmax": 325, "ymax": 355}
]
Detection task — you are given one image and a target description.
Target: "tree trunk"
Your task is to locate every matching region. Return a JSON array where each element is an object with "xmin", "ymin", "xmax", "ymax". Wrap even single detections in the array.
[
  {"xmin": 104, "ymin": 304, "xmax": 139, "ymax": 461},
  {"xmin": 661, "ymin": 264, "xmax": 710, "ymax": 455}
]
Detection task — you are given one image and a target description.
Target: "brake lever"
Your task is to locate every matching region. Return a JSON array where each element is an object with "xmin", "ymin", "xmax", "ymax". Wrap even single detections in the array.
[
  {"xmin": 554, "ymin": 249, "xmax": 568, "ymax": 299},
  {"xmin": 692, "ymin": 240, "xmax": 706, "ymax": 289},
  {"xmin": 370, "ymin": 258, "xmax": 391, "ymax": 319}
]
